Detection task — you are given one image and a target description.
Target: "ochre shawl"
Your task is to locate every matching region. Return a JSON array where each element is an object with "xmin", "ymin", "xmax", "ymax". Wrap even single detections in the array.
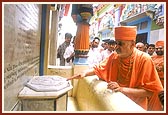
[{"xmin": 152, "ymin": 55, "xmax": 164, "ymax": 87}]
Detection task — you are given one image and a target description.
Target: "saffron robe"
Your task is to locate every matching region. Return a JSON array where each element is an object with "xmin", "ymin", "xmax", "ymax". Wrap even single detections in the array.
[
  {"xmin": 151, "ymin": 55, "xmax": 164, "ymax": 87},
  {"xmin": 93, "ymin": 48, "xmax": 163, "ymax": 111}
]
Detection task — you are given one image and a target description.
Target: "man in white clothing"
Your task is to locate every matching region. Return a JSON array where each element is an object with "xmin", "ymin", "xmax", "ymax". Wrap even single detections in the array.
[
  {"xmin": 87, "ymin": 37, "xmax": 102, "ymax": 68},
  {"xmin": 101, "ymin": 39, "xmax": 116, "ymax": 61},
  {"xmin": 63, "ymin": 36, "xmax": 75, "ymax": 66}
]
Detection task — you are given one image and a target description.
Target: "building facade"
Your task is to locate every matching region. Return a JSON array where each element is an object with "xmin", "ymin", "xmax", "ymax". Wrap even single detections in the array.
[{"xmin": 89, "ymin": 3, "xmax": 165, "ymax": 44}]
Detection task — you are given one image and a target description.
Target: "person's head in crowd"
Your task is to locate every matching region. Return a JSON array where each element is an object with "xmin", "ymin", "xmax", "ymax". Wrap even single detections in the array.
[
  {"xmin": 102, "ymin": 39, "xmax": 110, "ymax": 50},
  {"xmin": 114, "ymin": 26, "xmax": 137, "ymax": 58},
  {"xmin": 65, "ymin": 33, "xmax": 72, "ymax": 44},
  {"xmin": 92, "ymin": 37, "xmax": 100, "ymax": 48},
  {"xmin": 147, "ymin": 44, "xmax": 155, "ymax": 56},
  {"xmin": 136, "ymin": 42, "xmax": 145, "ymax": 52},
  {"xmin": 107, "ymin": 39, "xmax": 116, "ymax": 52},
  {"xmin": 155, "ymin": 40, "xmax": 164, "ymax": 56},
  {"xmin": 144, "ymin": 43, "xmax": 149, "ymax": 52}
]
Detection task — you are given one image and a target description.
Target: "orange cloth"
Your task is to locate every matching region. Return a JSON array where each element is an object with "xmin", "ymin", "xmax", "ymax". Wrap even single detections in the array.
[
  {"xmin": 151, "ymin": 55, "xmax": 164, "ymax": 88},
  {"xmin": 114, "ymin": 26, "xmax": 137, "ymax": 41},
  {"xmin": 75, "ymin": 22, "xmax": 90, "ymax": 51},
  {"xmin": 93, "ymin": 48, "xmax": 163, "ymax": 111},
  {"xmin": 155, "ymin": 40, "xmax": 164, "ymax": 47}
]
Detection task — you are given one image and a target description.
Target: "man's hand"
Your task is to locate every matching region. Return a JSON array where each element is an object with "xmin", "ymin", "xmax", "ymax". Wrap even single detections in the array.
[
  {"xmin": 66, "ymin": 57, "xmax": 71, "ymax": 63},
  {"xmin": 107, "ymin": 81, "xmax": 123, "ymax": 92},
  {"xmin": 66, "ymin": 68, "xmax": 95, "ymax": 81},
  {"xmin": 66, "ymin": 52, "xmax": 75, "ymax": 63},
  {"xmin": 107, "ymin": 82, "xmax": 153, "ymax": 97},
  {"xmin": 66, "ymin": 72, "xmax": 86, "ymax": 81}
]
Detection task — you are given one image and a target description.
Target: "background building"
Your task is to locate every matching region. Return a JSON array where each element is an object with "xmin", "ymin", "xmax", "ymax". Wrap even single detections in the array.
[{"xmin": 89, "ymin": 3, "xmax": 165, "ymax": 44}]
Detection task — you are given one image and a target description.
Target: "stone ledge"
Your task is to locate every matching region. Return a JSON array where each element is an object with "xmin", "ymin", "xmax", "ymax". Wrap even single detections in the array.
[{"xmin": 74, "ymin": 75, "xmax": 146, "ymax": 112}]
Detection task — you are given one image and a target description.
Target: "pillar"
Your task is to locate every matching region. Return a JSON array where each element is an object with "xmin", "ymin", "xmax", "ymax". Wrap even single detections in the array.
[
  {"xmin": 73, "ymin": 22, "xmax": 90, "ymax": 65},
  {"xmin": 49, "ymin": 8, "xmax": 59, "ymax": 65},
  {"xmin": 71, "ymin": 4, "xmax": 93, "ymax": 97}
]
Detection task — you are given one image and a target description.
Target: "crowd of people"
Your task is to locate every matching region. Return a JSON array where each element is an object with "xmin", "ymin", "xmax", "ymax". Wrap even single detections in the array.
[{"xmin": 57, "ymin": 26, "xmax": 164, "ymax": 111}]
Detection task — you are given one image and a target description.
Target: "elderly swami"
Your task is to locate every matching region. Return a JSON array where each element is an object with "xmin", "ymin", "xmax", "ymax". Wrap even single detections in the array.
[{"xmin": 67, "ymin": 26, "xmax": 163, "ymax": 111}]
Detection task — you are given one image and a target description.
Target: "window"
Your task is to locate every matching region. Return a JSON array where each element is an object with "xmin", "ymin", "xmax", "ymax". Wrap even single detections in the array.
[
  {"xmin": 132, "ymin": 21, "xmax": 148, "ymax": 31},
  {"xmin": 132, "ymin": 24, "xmax": 140, "ymax": 30},
  {"xmin": 140, "ymin": 21, "xmax": 148, "ymax": 30}
]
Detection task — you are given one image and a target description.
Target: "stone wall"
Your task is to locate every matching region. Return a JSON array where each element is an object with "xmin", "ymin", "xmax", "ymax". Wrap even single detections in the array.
[
  {"xmin": 75, "ymin": 75, "xmax": 146, "ymax": 111},
  {"xmin": 3, "ymin": 4, "xmax": 42, "ymax": 111}
]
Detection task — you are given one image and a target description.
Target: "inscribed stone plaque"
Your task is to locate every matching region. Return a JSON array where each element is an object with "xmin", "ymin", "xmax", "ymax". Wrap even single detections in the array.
[{"xmin": 3, "ymin": 4, "xmax": 42, "ymax": 111}]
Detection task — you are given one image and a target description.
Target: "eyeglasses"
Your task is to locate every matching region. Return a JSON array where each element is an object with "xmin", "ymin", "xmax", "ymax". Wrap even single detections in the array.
[
  {"xmin": 156, "ymin": 48, "xmax": 163, "ymax": 50},
  {"xmin": 116, "ymin": 41, "xmax": 123, "ymax": 46},
  {"xmin": 136, "ymin": 47, "xmax": 143, "ymax": 48}
]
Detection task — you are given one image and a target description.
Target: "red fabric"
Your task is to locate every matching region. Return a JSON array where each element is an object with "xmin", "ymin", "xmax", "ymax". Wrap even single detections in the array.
[
  {"xmin": 93, "ymin": 48, "xmax": 163, "ymax": 111},
  {"xmin": 114, "ymin": 26, "xmax": 137, "ymax": 41},
  {"xmin": 64, "ymin": 4, "xmax": 70, "ymax": 16}
]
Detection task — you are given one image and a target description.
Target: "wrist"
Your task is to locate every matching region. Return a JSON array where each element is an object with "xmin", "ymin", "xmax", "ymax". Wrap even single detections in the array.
[
  {"xmin": 81, "ymin": 72, "xmax": 86, "ymax": 78},
  {"xmin": 120, "ymin": 87, "xmax": 124, "ymax": 93}
]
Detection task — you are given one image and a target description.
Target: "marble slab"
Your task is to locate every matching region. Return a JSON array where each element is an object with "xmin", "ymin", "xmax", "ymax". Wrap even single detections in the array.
[
  {"xmin": 18, "ymin": 76, "xmax": 73, "ymax": 99},
  {"xmin": 25, "ymin": 75, "xmax": 71, "ymax": 92}
]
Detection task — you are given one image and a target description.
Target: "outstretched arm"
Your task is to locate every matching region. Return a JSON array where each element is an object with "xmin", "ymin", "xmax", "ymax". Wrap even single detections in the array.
[{"xmin": 66, "ymin": 68, "xmax": 95, "ymax": 80}]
